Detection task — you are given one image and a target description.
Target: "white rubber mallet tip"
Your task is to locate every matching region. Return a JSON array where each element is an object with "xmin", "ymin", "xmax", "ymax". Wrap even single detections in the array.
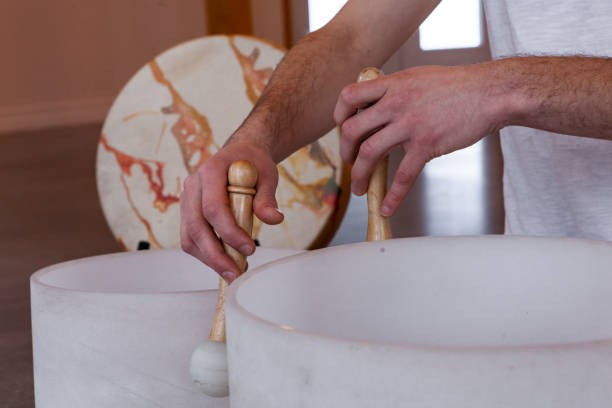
[
  {"xmin": 190, "ymin": 340, "xmax": 229, "ymax": 398},
  {"xmin": 190, "ymin": 160, "xmax": 258, "ymax": 398}
]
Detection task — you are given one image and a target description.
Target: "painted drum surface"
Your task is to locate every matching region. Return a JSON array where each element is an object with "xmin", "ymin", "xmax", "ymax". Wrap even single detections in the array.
[
  {"xmin": 96, "ymin": 35, "xmax": 348, "ymax": 252},
  {"xmin": 30, "ymin": 247, "xmax": 301, "ymax": 408},
  {"xmin": 226, "ymin": 236, "xmax": 612, "ymax": 407}
]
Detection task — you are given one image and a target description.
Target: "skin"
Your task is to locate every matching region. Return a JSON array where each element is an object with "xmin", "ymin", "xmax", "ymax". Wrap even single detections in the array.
[
  {"xmin": 335, "ymin": 57, "xmax": 612, "ymax": 215},
  {"xmin": 180, "ymin": 0, "xmax": 612, "ymax": 282}
]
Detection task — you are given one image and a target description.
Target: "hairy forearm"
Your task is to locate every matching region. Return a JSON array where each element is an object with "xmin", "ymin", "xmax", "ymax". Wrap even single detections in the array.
[
  {"xmin": 495, "ymin": 56, "xmax": 612, "ymax": 139},
  {"xmin": 231, "ymin": 28, "xmax": 374, "ymax": 162},
  {"xmin": 229, "ymin": 0, "xmax": 440, "ymax": 163}
]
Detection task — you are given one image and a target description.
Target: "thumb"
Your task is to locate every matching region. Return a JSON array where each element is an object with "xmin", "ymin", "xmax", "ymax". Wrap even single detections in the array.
[{"xmin": 252, "ymin": 164, "xmax": 284, "ymax": 225}]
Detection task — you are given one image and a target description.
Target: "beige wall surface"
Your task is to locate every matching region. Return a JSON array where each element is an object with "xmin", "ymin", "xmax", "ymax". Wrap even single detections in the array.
[
  {"xmin": 0, "ymin": 0, "xmax": 207, "ymax": 132},
  {"xmin": 251, "ymin": 0, "xmax": 285, "ymax": 47}
]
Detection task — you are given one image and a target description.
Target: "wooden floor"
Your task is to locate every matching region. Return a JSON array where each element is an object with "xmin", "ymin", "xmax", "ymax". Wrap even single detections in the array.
[{"xmin": 0, "ymin": 123, "xmax": 503, "ymax": 407}]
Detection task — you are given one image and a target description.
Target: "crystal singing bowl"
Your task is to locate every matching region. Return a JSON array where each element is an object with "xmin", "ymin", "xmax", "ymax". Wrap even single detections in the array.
[
  {"xmin": 30, "ymin": 248, "xmax": 301, "ymax": 408},
  {"xmin": 226, "ymin": 236, "xmax": 612, "ymax": 408}
]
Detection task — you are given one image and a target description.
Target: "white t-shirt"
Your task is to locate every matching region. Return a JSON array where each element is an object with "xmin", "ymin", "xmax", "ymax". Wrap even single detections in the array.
[{"xmin": 482, "ymin": 0, "xmax": 612, "ymax": 240}]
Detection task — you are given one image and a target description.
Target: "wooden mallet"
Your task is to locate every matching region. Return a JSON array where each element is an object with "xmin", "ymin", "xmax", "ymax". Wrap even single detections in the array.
[
  {"xmin": 358, "ymin": 67, "xmax": 392, "ymax": 242},
  {"xmin": 190, "ymin": 68, "xmax": 389, "ymax": 397},
  {"xmin": 190, "ymin": 160, "xmax": 257, "ymax": 398}
]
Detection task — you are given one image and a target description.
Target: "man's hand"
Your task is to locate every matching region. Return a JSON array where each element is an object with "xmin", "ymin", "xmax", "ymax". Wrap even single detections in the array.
[
  {"xmin": 334, "ymin": 64, "xmax": 507, "ymax": 217},
  {"xmin": 179, "ymin": 0, "xmax": 448, "ymax": 277},
  {"xmin": 180, "ymin": 142, "xmax": 283, "ymax": 283},
  {"xmin": 335, "ymin": 57, "xmax": 612, "ymax": 217}
]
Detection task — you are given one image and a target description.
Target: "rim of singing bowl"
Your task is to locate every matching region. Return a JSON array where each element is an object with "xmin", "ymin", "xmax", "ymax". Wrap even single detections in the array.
[
  {"xmin": 227, "ymin": 235, "xmax": 612, "ymax": 353},
  {"xmin": 31, "ymin": 247, "xmax": 301, "ymax": 295}
]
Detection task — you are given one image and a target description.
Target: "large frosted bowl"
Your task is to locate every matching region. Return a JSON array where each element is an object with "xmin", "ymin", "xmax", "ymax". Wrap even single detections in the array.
[
  {"xmin": 226, "ymin": 236, "xmax": 612, "ymax": 407},
  {"xmin": 30, "ymin": 247, "xmax": 300, "ymax": 408}
]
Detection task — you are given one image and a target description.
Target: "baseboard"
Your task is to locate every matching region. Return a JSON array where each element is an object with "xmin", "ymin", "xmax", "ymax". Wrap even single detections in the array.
[{"xmin": 0, "ymin": 97, "xmax": 114, "ymax": 134}]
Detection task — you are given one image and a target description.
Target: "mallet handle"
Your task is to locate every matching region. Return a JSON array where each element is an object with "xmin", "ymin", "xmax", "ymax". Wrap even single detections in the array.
[
  {"xmin": 209, "ymin": 160, "xmax": 257, "ymax": 342},
  {"xmin": 358, "ymin": 68, "xmax": 392, "ymax": 242}
]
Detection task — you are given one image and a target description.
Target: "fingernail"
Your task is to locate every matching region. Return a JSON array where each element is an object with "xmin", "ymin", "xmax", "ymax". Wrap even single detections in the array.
[
  {"xmin": 275, "ymin": 207, "xmax": 283, "ymax": 215},
  {"xmin": 222, "ymin": 271, "xmax": 235, "ymax": 283},
  {"xmin": 381, "ymin": 204, "xmax": 392, "ymax": 216},
  {"xmin": 240, "ymin": 244, "xmax": 254, "ymax": 255}
]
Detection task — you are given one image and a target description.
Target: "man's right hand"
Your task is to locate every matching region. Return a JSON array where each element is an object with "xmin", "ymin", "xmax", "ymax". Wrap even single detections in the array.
[{"xmin": 180, "ymin": 141, "xmax": 284, "ymax": 283}]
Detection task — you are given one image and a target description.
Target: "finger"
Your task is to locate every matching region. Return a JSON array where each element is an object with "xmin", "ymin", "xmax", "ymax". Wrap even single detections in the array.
[
  {"xmin": 253, "ymin": 163, "xmax": 284, "ymax": 225},
  {"xmin": 333, "ymin": 80, "xmax": 388, "ymax": 127},
  {"xmin": 180, "ymin": 175, "xmax": 207, "ymax": 259},
  {"xmin": 199, "ymin": 164, "xmax": 255, "ymax": 257},
  {"xmin": 182, "ymin": 226, "xmax": 239, "ymax": 283},
  {"xmin": 340, "ymin": 103, "xmax": 389, "ymax": 165},
  {"xmin": 180, "ymin": 178, "xmax": 241, "ymax": 282},
  {"xmin": 180, "ymin": 199, "xmax": 207, "ymax": 262},
  {"xmin": 380, "ymin": 150, "xmax": 426, "ymax": 217},
  {"xmin": 350, "ymin": 122, "xmax": 406, "ymax": 195},
  {"xmin": 192, "ymin": 220, "xmax": 242, "ymax": 283}
]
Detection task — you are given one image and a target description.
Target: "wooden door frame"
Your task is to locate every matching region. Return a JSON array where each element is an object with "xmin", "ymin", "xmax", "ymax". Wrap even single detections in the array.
[{"xmin": 206, "ymin": 0, "xmax": 254, "ymax": 35}]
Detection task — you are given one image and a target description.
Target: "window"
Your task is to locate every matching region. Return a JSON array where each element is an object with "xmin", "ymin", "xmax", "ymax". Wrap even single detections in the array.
[
  {"xmin": 308, "ymin": 0, "xmax": 347, "ymax": 32},
  {"xmin": 419, "ymin": 0, "xmax": 482, "ymax": 50},
  {"xmin": 308, "ymin": 0, "xmax": 483, "ymax": 51}
]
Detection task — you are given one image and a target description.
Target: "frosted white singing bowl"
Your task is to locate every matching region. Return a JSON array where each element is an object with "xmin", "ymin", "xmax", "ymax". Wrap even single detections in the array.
[
  {"xmin": 30, "ymin": 248, "xmax": 300, "ymax": 408},
  {"xmin": 226, "ymin": 236, "xmax": 612, "ymax": 407}
]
